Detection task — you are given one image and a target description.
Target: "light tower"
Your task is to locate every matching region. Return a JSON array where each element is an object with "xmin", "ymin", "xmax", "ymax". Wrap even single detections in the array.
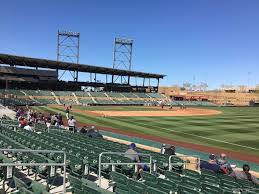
[
  {"xmin": 57, "ymin": 30, "xmax": 80, "ymax": 81},
  {"xmin": 112, "ymin": 38, "xmax": 133, "ymax": 84}
]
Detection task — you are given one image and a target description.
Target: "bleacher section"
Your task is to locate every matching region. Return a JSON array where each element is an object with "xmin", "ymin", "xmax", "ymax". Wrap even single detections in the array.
[
  {"xmin": 23, "ymin": 90, "xmax": 53, "ymax": 96},
  {"xmin": 35, "ymin": 98, "xmax": 58, "ymax": 105},
  {"xmin": 0, "ymin": 89, "xmax": 25, "ymax": 96},
  {"xmin": 0, "ymin": 98, "xmax": 38, "ymax": 106},
  {"xmin": 148, "ymin": 93, "xmax": 165, "ymax": 99},
  {"xmin": 0, "ymin": 122, "xmax": 258, "ymax": 193},
  {"xmin": 0, "ymin": 89, "xmax": 219, "ymax": 106}
]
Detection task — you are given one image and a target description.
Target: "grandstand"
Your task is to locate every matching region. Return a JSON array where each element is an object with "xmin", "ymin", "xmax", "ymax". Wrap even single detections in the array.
[
  {"xmin": 0, "ymin": 119, "xmax": 259, "ymax": 193},
  {"xmin": 0, "ymin": 29, "xmax": 258, "ymax": 194}
]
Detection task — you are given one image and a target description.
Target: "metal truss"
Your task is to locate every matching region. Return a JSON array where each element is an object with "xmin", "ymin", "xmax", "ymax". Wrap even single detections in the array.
[
  {"xmin": 112, "ymin": 38, "xmax": 133, "ymax": 84},
  {"xmin": 57, "ymin": 30, "xmax": 80, "ymax": 81}
]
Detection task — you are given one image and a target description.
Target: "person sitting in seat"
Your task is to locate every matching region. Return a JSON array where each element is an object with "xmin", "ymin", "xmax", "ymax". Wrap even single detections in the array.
[
  {"xmin": 24, "ymin": 122, "xmax": 33, "ymax": 131},
  {"xmin": 217, "ymin": 153, "xmax": 232, "ymax": 174},
  {"xmin": 125, "ymin": 143, "xmax": 141, "ymax": 163},
  {"xmin": 19, "ymin": 117, "xmax": 27, "ymax": 128},
  {"xmin": 125, "ymin": 143, "xmax": 148, "ymax": 172},
  {"xmin": 231, "ymin": 164, "xmax": 259, "ymax": 185},
  {"xmin": 165, "ymin": 145, "xmax": 176, "ymax": 155},
  {"xmin": 200, "ymin": 154, "xmax": 221, "ymax": 173},
  {"xmin": 79, "ymin": 126, "xmax": 88, "ymax": 134}
]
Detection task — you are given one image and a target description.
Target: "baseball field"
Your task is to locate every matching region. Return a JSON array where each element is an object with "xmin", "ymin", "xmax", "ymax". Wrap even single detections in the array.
[{"xmin": 33, "ymin": 105, "xmax": 259, "ymax": 162}]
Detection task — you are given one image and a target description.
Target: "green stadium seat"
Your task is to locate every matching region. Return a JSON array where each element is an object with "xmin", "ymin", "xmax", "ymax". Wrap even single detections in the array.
[
  {"xmin": 177, "ymin": 185, "xmax": 200, "ymax": 194},
  {"xmin": 201, "ymin": 183, "xmax": 223, "ymax": 194},
  {"xmin": 146, "ymin": 187, "xmax": 167, "ymax": 194},
  {"xmin": 183, "ymin": 169, "xmax": 201, "ymax": 180},
  {"xmin": 128, "ymin": 179, "xmax": 147, "ymax": 194},
  {"xmin": 141, "ymin": 172, "xmax": 158, "ymax": 188},
  {"xmin": 31, "ymin": 181, "xmax": 48, "ymax": 194},
  {"xmin": 157, "ymin": 178, "xmax": 177, "ymax": 193},
  {"xmin": 164, "ymin": 170, "xmax": 182, "ymax": 184},
  {"xmin": 110, "ymin": 171, "xmax": 129, "ymax": 193}
]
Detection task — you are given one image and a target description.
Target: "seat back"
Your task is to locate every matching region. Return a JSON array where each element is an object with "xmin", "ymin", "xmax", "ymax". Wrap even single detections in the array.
[
  {"xmin": 82, "ymin": 184, "xmax": 101, "ymax": 194},
  {"xmin": 164, "ymin": 170, "xmax": 182, "ymax": 183},
  {"xmin": 31, "ymin": 181, "xmax": 47, "ymax": 194},
  {"xmin": 201, "ymin": 183, "xmax": 223, "ymax": 194},
  {"xmin": 158, "ymin": 178, "xmax": 177, "ymax": 193},
  {"xmin": 13, "ymin": 176, "xmax": 30, "ymax": 190},
  {"xmin": 183, "ymin": 169, "xmax": 201, "ymax": 180},
  {"xmin": 128, "ymin": 179, "xmax": 146, "ymax": 194}
]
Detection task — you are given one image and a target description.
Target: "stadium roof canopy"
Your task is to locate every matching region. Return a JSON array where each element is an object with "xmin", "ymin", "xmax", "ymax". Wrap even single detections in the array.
[{"xmin": 0, "ymin": 53, "xmax": 165, "ymax": 79}]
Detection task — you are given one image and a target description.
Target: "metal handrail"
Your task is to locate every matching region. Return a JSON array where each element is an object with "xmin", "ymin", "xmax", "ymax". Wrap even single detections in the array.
[
  {"xmin": 0, "ymin": 149, "xmax": 66, "ymax": 194},
  {"xmin": 98, "ymin": 152, "xmax": 152, "ymax": 187}
]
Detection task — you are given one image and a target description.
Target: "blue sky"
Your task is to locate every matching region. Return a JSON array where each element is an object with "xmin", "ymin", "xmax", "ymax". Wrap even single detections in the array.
[{"xmin": 0, "ymin": 0, "xmax": 259, "ymax": 88}]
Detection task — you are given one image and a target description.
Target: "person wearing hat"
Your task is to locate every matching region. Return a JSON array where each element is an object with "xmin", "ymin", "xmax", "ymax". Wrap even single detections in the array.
[
  {"xmin": 200, "ymin": 154, "xmax": 221, "ymax": 173},
  {"xmin": 125, "ymin": 143, "xmax": 140, "ymax": 163}
]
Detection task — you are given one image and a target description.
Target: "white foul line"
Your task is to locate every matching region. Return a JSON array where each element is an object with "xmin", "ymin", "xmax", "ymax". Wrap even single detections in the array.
[{"xmin": 110, "ymin": 117, "xmax": 259, "ymax": 151}]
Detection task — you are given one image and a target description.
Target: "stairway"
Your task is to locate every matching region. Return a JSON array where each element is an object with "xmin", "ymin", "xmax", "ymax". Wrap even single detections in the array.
[{"xmin": 51, "ymin": 92, "xmax": 61, "ymax": 105}]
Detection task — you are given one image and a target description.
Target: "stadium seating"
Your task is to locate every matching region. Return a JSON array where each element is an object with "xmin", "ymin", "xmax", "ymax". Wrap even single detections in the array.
[
  {"xmin": 74, "ymin": 91, "xmax": 90, "ymax": 97},
  {"xmin": 121, "ymin": 92, "xmax": 138, "ymax": 98},
  {"xmin": 0, "ymin": 121, "xmax": 258, "ymax": 193},
  {"xmin": 95, "ymin": 99, "xmax": 115, "ymax": 105},
  {"xmin": 147, "ymin": 93, "xmax": 165, "ymax": 99},
  {"xmin": 0, "ymin": 98, "xmax": 38, "ymax": 106},
  {"xmin": 0, "ymin": 89, "xmax": 25, "ymax": 96},
  {"xmin": 89, "ymin": 92, "xmax": 107, "ymax": 97},
  {"xmin": 23, "ymin": 90, "xmax": 52, "ymax": 96},
  {"xmin": 78, "ymin": 98, "xmax": 94, "ymax": 104},
  {"xmin": 105, "ymin": 92, "xmax": 124, "ymax": 98},
  {"xmin": 134, "ymin": 93, "xmax": 151, "ymax": 98},
  {"xmin": 54, "ymin": 91, "xmax": 73, "ymax": 96},
  {"xmin": 34, "ymin": 98, "xmax": 57, "ymax": 104}
]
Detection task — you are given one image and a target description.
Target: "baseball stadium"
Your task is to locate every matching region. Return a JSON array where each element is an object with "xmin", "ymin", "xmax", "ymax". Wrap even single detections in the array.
[{"xmin": 1, "ymin": 1, "xmax": 259, "ymax": 194}]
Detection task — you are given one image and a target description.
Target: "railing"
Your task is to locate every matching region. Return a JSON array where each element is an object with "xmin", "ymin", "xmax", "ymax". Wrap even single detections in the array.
[
  {"xmin": 168, "ymin": 155, "xmax": 200, "ymax": 171},
  {"xmin": 0, "ymin": 149, "xmax": 66, "ymax": 194},
  {"xmin": 98, "ymin": 152, "xmax": 152, "ymax": 187}
]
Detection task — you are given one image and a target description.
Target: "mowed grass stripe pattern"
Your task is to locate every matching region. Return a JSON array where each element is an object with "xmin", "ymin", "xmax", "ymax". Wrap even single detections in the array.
[{"xmin": 35, "ymin": 106, "xmax": 259, "ymax": 156}]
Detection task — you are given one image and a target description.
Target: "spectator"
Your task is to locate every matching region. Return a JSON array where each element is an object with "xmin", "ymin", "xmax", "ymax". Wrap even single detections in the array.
[
  {"xmin": 200, "ymin": 154, "xmax": 221, "ymax": 173},
  {"xmin": 79, "ymin": 126, "xmax": 87, "ymax": 134},
  {"xmin": 57, "ymin": 113, "xmax": 63, "ymax": 127},
  {"xmin": 24, "ymin": 122, "xmax": 33, "ymax": 131},
  {"xmin": 164, "ymin": 145, "xmax": 176, "ymax": 156},
  {"xmin": 125, "ymin": 143, "xmax": 140, "ymax": 163},
  {"xmin": 160, "ymin": 144, "xmax": 166, "ymax": 154},
  {"xmin": 65, "ymin": 107, "xmax": 70, "ymax": 119},
  {"xmin": 51, "ymin": 114, "xmax": 57, "ymax": 125},
  {"xmin": 231, "ymin": 164, "xmax": 259, "ymax": 184},
  {"xmin": 68, "ymin": 116, "xmax": 76, "ymax": 133},
  {"xmin": 217, "ymin": 153, "xmax": 232, "ymax": 173},
  {"xmin": 19, "ymin": 117, "xmax": 27, "ymax": 128},
  {"xmin": 125, "ymin": 143, "xmax": 149, "ymax": 175}
]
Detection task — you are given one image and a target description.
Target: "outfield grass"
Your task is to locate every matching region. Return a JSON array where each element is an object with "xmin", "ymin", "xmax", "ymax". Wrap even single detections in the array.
[{"xmin": 33, "ymin": 106, "xmax": 259, "ymax": 156}]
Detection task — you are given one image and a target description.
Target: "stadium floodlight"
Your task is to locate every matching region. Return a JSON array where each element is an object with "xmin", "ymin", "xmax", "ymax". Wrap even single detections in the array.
[
  {"xmin": 112, "ymin": 37, "xmax": 133, "ymax": 85},
  {"xmin": 57, "ymin": 30, "xmax": 80, "ymax": 81},
  {"xmin": 115, "ymin": 38, "xmax": 133, "ymax": 45},
  {"xmin": 58, "ymin": 31, "xmax": 80, "ymax": 37}
]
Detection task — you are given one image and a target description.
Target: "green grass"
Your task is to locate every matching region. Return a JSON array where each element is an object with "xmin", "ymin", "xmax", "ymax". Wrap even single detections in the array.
[{"xmin": 33, "ymin": 106, "xmax": 259, "ymax": 156}]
